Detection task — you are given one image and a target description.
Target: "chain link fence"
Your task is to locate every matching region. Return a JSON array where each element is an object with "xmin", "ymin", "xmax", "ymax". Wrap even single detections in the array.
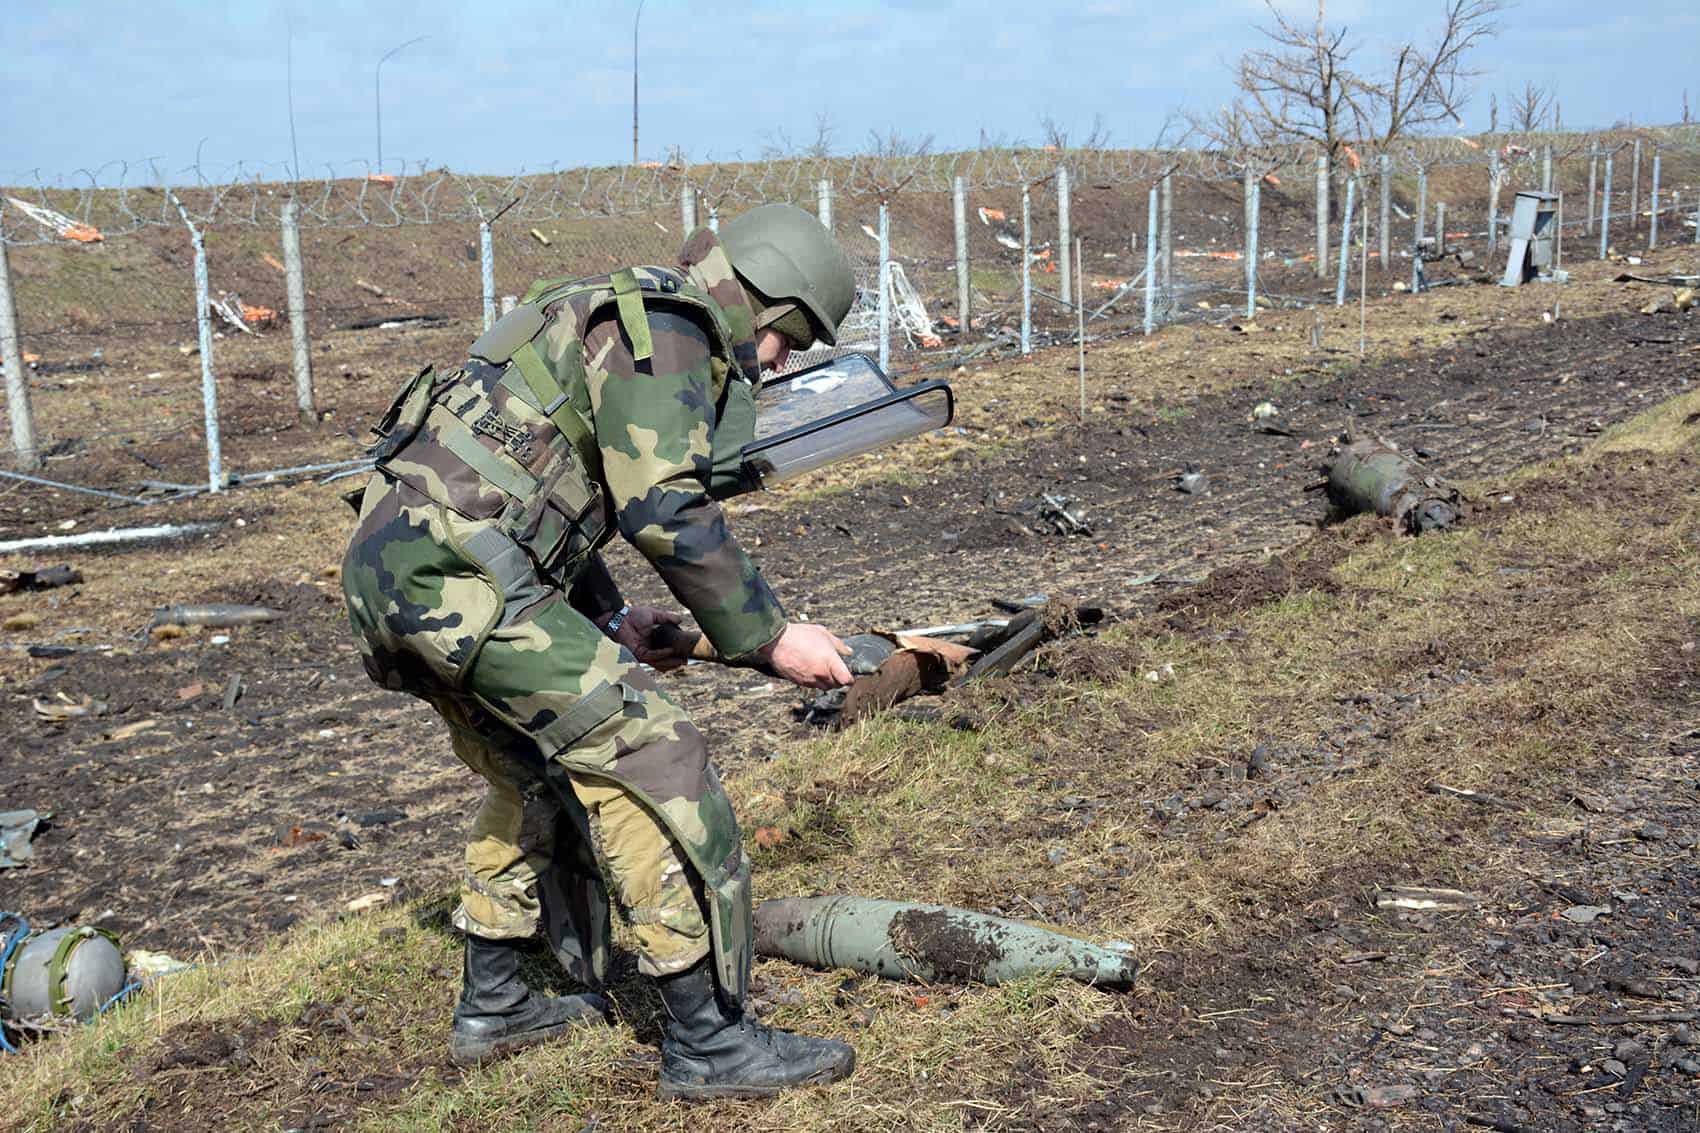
[{"xmin": 2, "ymin": 125, "xmax": 1698, "ymax": 506}]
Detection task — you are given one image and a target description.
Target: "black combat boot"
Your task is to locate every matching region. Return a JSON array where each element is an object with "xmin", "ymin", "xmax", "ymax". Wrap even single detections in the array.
[
  {"xmin": 448, "ymin": 934, "xmax": 609, "ymax": 1065},
  {"xmin": 655, "ymin": 958, "xmax": 855, "ymax": 1100}
]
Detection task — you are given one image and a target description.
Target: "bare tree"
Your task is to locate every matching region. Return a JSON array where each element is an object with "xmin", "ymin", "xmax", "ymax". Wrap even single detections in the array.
[
  {"xmin": 1198, "ymin": 1, "xmax": 1505, "ymax": 206},
  {"xmin": 1507, "ymin": 81, "xmax": 1555, "ymax": 132},
  {"xmin": 1039, "ymin": 113, "xmax": 1112, "ymax": 152},
  {"xmin": 807, "ymin": 111, "xmax": 837, "ymax": 158},
  {"xmin": 864, "ymin": 127, "xmax": 935, "ymax": 159}
]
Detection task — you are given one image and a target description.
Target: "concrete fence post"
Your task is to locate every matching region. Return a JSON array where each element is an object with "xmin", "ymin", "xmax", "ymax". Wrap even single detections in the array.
[
  {"xmin": 168, "ymin": 192, "xmax": 222, "ymax": 493},
  {"xmin": 1586, "ymin": 145, "xmax": 1598, "ymax": 236},
  {"xmin": 1649, "ymin": 150, "xmax": 1661, "ymax": 250},
  {"xmin": 1159, "ymin": 171, "xmax": 1174, "ymax": 313},
  {"xmin": 1243, "ymin": 165, "xmax": 1259, "ymax": 317},
  {"xmin": 1143, "ymin": 183, "xmax": 1158, "ymax": 336},
  {"xmin": 1436, "ymin": 201, "xmax": 1447, "ymax": 256},
  {"xmin": 1378, "ymin": 152, "xmax": 1391, "ymax": 270},
  {"xmin": 280, "ymin": 198, "xmax": 315, "ymax": 426},
  {"xmin": 1599, "ymin": 153, "xmax": 1613, "ymax": 259},
  {"xmin": 681, "ymin": 183, "xmax": 697, "ymax": 233},
  {"xmin": 952, "ymin": 175, "xmax": 970, "ymax": 334},
  {"xmin": 479, "ymin": 219, "xmax": 496, "ymax": 332},
  {"xmin": 1335, "ymin": 177, "xmax": 1357, "ymax": 307},
  {"xmin": 0, "ymin": 215, "xmax": 38, "ymax": 471},
  {"xmin": 1315, "ymin": 154, "xmax": 1329, "ymax": 278},
  {"xmin": 1019, "ymin": 184, "xmax": 1031, "ymax": 356},
  {"xmin": 1057, "ymin": 164, "xmax": 1072, "ymax": 306},
  {"xmin": 1487, "ymin": 149, "xmax": 1503, "ymax": 252},
  {"xmin": 1541, "ymin": 145, "xmax": 1553, "ymax": 193},
  {"xmin": 1629, "ymin": 138, "xmax": 1641, "ymax": 233},
  {"xmin": 878, "ymin": 199, "xmax": 891, "ymax": 370},
  {"xmin": 1413, "ymin": 167, "xmax": 1428, "ymax": 293},
  {"xmin": 816, "ymin": 179, "xmax": 832, "ymax": 232}
]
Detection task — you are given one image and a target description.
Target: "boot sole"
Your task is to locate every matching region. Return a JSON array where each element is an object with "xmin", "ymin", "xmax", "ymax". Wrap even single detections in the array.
[
  {"xmin": 656, "ymin": 1061, "xmax": 854, "ymax": 1101},
  {"xmin": 449, "ymin": 1020, "xmax": 580, "ymax": 1066}
]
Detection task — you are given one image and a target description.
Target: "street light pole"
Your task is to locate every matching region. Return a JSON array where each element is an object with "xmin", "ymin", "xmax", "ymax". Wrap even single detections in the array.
[
  {"xmin": 375, "ymin": 35, "xmax": 428, "ymax": 175},
  {"xmin": 632, "ymin": 0, "xmax": 645, "ymax": 164}
]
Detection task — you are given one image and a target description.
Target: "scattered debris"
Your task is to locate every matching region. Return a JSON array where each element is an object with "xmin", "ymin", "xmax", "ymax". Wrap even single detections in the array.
[
  {"xmin": 0, "ymin": 522, "xmax": 221, "ymax": 557},
  {"xmin": 4, "ymin": 196, "xmax": 103, "ymax": 242},
  {"xmin": 1324, "ymin": 437, "xmax": 1462, "ymax": 534},
  {"xmin": 1176, "ymin": 467, "xmax": 1209, "ymax": 494},
  {"xmin": 345, "ymin": 892, "xmax": 390, "ymax": 914},
  {"xmin": 126, "ymin": 949, "xmax": 191, "ymax": 979},
  {"xmin": 1373, "ymin": 886, "xmax": 1479, "ymax": 912},
  {"xmin": 529, "ymin": 228, "xmax": 551, "ymax": 246},
  {"xmin": 354, "ymin": 278, "xmax": 386, "ymax": 297},
  {"xmin": 752, "ymin": 895, "xmax": 1139, "ymax": 987},
  {"xmin": 32, "ymin": 693, "xmax": 105, "ymax": 721},
  {"xmin": 1033, "ymin": 494, "xmax": 1091, "ymax": 536},
  {"xmin": 0, "ymin": 566, "xmax": 82, "ymax": 595},
  {"xmin": 0, "ymin": 810, "xmax": 50, "ymax": 868},
  {"xmin": 1427, "ymin": 782, "xmax": 1513, "ymax": 809},
  {"xmin": 1560, "ymin": 904, "xmax": 1612, "ymax": 925},
  {"xmin": 1334, "ymin": 1083, "xmax": 1419, "ymax": 1109},
  {"xmin": 147, "ymin": 604, "xmax": 278, "ymax": 636}
]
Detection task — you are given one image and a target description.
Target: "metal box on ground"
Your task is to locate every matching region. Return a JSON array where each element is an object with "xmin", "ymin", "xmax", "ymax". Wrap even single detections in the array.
[{"xmin": 1501, "ymin": 190, "xmax": 1560, "ymax": 286}]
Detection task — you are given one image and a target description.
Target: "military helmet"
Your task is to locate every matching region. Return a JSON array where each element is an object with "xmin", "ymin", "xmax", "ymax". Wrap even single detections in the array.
[{"xmin": 719, "ymin": 203, "xmax": 855, "ymax": 347}]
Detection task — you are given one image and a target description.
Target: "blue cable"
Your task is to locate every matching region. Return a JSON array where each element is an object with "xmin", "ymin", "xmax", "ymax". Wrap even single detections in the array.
[{"xmin": 0, "ymin": 912, "xmax": 31, "ymax": 1055}]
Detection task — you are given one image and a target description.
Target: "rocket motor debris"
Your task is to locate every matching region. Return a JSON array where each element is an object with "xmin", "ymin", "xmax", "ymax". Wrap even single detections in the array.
[
  {"xmin": 1323, "ymin": 437, "xmax": 1462, "ymax": 534},
  {"xmin": 752, "ymin": 895, "xmax": 1139, "ymax": 988}
]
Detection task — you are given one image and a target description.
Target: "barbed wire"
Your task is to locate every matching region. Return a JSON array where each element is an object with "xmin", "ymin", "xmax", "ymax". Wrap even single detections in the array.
[{"xmin": 5, "ymin": 125, "xmax": 1699, "ymax": 246}]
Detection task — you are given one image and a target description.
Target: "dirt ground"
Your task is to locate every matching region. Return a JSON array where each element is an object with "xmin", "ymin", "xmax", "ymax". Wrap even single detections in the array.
[{"xmin": 2, "ymin": 251, "xmax": 1698, "ymax": 1130}]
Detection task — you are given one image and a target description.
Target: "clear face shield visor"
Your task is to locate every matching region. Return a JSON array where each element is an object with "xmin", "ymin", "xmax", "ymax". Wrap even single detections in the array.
[{"xmin": 707, "ymin": 353, "xmax": 954, "ymax": 498}]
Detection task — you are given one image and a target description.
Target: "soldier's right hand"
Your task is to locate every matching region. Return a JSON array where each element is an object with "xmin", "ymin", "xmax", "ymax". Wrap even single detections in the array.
[{"xmin": 762, "ymin": 623, "xmax": 853, "ymax": 690}]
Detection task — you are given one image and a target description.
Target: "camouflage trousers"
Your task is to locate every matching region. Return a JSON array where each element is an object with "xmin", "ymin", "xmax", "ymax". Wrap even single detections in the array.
[{"xmin": 343, "ymin": 477, "xmax": 743, "ymax": 979}]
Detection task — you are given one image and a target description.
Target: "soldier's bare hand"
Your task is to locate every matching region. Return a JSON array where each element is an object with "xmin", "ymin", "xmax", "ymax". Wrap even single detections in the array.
[
  {"xmin": 612, "ymin": 606, "xmax": 689, "ymax": 671},
  {"xmin": 763, "ymin": 623, "xmax": 853, "ymax": 689}
]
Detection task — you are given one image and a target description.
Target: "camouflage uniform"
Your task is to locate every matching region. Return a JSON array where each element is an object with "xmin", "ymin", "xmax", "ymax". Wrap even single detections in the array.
[{"xmin": 342, "ymin": 229, "xmax": 779, "ymax": 993}]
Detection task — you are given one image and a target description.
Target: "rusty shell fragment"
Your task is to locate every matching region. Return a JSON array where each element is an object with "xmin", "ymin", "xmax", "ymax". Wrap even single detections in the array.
[
  {"xmin": 752, "ymin": 895, "xmax": 1139, "ymax": 988},
  {"xmin": 1324, "ymin": 438, "xmax": 1462, "ymax": 534}
]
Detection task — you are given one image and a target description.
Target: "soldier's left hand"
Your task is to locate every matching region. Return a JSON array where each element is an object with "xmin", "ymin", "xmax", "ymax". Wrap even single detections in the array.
[{"xmin": 612, "ymin": 605, "xmax": 689, "ymax": 671}]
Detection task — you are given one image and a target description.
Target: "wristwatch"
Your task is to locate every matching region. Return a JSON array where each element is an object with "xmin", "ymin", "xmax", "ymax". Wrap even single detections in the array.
[{"xmin": 604, "ymin": 604, "xmax": 632, "ymax": 635}]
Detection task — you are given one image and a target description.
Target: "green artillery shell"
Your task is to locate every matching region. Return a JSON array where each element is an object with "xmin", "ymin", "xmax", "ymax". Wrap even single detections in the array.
[
  {"xmin": 1324, "ymin": 439, "xmax": 1461, "ymax": 534},
  {"xmin": 752, "ymin": 895, "xmax": 1139, "ymax": 988}
]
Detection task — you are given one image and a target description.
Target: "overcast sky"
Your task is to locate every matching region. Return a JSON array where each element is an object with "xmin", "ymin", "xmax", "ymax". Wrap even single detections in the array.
[{"xmin": 2, "ymin": 1, "xmax": 1694, "ymax": 184}]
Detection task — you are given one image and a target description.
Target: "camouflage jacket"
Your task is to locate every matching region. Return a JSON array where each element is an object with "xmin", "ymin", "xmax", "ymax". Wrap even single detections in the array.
[{"xmin": 365, "ymin": 229, "xmax": 785, "ymax": 662}]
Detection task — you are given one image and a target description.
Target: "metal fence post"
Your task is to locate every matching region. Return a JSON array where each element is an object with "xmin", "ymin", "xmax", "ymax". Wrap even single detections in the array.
[
  {"xmin": 681, "ymin": 183, "xmax": 697, "ymax": 233},
  {"xmin": 1436, "ymin": 201, "xmax": 1446, "ymax": 256},
  {"xmin": 1159, "ymin": 171, "xmax": 1174, "ymax": 312},
  {"xmin": 1541, "ymin": 145, "xmax": 1553, "ymax": 193},
  {"xmin": 1143, "ymin": 183, "xmax": 1158, "ymax": 336},
  {"xmin": 168, "ymin": 193, "xmax": 222, "ymax": 493},
  {"xmin": 1649, "ymin": 150, "xmax": 1661, "ymax": 250},
  {"xmin": 1413, "ymin": 167, "xmax": 1427, "ymax": 293},
  {"xmin": 1244, "ymin": 166, "xmax": 1259, "ymax": 318},
  {"xmin": 1335, "ymin": 177, "xmax": 1357, "ymax": 307},
  {"xmin": 1487, "ymin": 149, "xmax": 1502, "ymax": 252},
  {"xmin": 281, "ymin": 198, "xmax": 315, "ymax": 426},
  {"xmin": 878, "ymin": 199, "xmax": 891, "ymax": 370},
  {"xmin": 1057, "ymin": 164, "xmax": 1072, "ymax": 306},
  {"xmin": 1378, "ymin": 152, "xmax": 1391, "ymax": 270},
  {"xmin": 1586, "ymin": 145, "xmax": 1598, "ymax": 236},
  {"xmin": 1020, "ymin": 184, "xmax": 1032, "ymax": 355},
  {"xmin": 0, "ymin": 215, "xmax": 37, "ymax": 471},
  {"xmin": 708, "ymin": 205, "xmax": 719, "ymax": 234},
  {"xmin": 952, "ymin": 175, "xmax": 970, "ymax": 334},
  {"xmin": 1316, "ymin": 154, "xmax": 1329, "ymax": 279},
  {"xmin": 479, "ymin": 218, "xmax": 496, "ymax": 331},
  {"xmin": 816, "ymin": 179, "xmax": 832, "ymax": 232},
  {"xmin": 1629, "ymin": 138, "xmax": 1641, "ymax": 233},
  {"xmin": 1599, "ymin": 153, "xmax": 1613, "ymax": 259}
]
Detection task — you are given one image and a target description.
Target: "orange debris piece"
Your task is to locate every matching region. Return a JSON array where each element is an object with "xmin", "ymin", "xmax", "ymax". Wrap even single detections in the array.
[{"xmin": 366, "ymin": 173, "xmax": 397, "ymax": 185}]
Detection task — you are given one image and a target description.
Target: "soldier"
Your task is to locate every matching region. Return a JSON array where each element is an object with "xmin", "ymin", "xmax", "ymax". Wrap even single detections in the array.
[{"xmin": 341, "ymin": 204, "xmax": 859, "ymax": 1100}]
